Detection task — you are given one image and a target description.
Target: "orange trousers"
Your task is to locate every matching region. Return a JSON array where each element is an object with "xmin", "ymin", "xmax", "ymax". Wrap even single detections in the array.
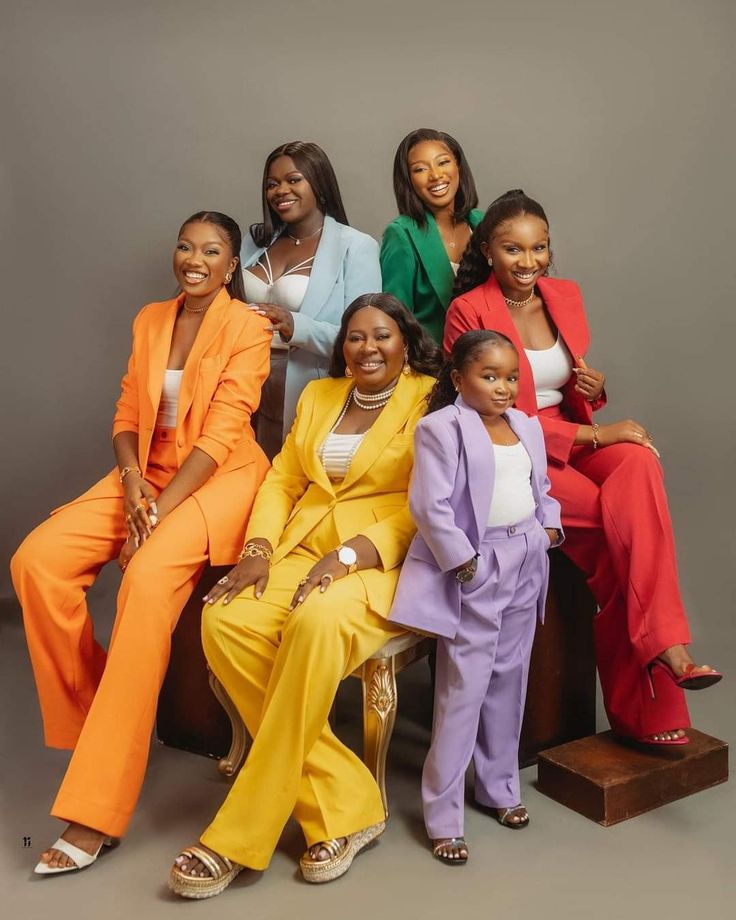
[{"xmin": 10, "ymin": 430, "xmax": 210, "ymax": 837}]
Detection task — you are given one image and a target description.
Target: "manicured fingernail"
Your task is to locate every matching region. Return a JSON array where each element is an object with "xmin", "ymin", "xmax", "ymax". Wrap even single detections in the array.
[
  {"xmin": 202, "ymin": 596, "xmax": 209, "ymax": 602},
  {"xmin": 134, "ymin": 537, "xmax": 139, "ymax": 547},
  {"xmin": 151, "ymin": 502, "xmax": 158, "ymax": 513},
  {"xmin": 208, "ymin": 598, "xmax": 215, "ymax": 604},
  {"xmin": 149, "ymin": 514, "xmax": 158, "ymax": 526},
  {"xmin": 255, "ymin": 591, "xmax": 262, "ymax": 598},
  {"xmin": 223, "ymin": 598, "xmax": 229, "ymax": 605}
]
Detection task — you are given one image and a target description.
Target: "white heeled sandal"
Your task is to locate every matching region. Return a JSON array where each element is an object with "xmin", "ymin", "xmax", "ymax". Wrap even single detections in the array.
[{"xmin": 34, "ymin": 836, "xmax": 116, "ymax": 875}]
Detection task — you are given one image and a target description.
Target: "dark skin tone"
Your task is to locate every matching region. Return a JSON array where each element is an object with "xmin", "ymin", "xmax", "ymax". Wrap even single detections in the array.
[
  {"xmin": 39, "ymin": 221, "xmax": 237, "ymax": 870},
  {"xmin": 482, "ymin": 213, "xmax": 717, "ymax": 741},
  {"xmin": 408, "ymin": 140, "xmax": 472, "ymax": 260},
  {"xmin": 247, "ymin": 154, "xmax": 324, "ymax": 340},
  {"xmin": 176, "ymin": 306, "xmax": 408, "ymax": 879}
]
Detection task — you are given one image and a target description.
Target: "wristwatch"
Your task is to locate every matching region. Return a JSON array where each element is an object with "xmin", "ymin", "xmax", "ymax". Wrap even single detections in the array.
[
  {"xmin": 336, "ymin": 544, "xmax": 358, "ymax": 574},
  {"xmin": 455, "ymin": 554, "xmax": 479, "ymax": 584}
]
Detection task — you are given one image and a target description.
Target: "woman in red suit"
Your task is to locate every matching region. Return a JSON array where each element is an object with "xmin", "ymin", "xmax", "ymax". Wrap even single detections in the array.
[{"xmin": 444, "ymin": 189, "xmax": 721, "ymax": 745}]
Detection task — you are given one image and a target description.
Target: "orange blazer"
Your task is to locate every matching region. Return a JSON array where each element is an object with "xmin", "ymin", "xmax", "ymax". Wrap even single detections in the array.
[
  {"xmin": 58, "ymin": 287, "xmax": 272, "ymax": 564},
  {"xmin": 444, "ymin": 275, "xmax": 606, "ymax": 466}
]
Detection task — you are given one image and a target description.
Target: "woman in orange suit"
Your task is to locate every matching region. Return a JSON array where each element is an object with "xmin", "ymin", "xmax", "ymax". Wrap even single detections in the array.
[
  {"xmin": 445, "ymin": 190, "xmax": 721, "ymax": 747},
  {"xmin": 11, "ymin": 211, "xmax": 271, "ymax": 874}
]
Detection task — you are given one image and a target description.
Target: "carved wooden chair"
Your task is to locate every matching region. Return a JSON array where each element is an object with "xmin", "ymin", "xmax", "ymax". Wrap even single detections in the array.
[{"xmin": 209, "ymin": 632, "xmax": 435, "ymax": 817}]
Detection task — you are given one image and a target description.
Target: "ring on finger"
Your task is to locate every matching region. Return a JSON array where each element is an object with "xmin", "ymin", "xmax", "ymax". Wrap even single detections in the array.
[
  {"xmin": 298, "ymin": 578, "xmax": 308, "ymax": 587},
  {"xmin": 320, "ymin": 573, "xmax": 335, "ymax": 587},
  {"xmin": 134, "ymin": 504, "xmax": 144, "ymax": 512},
  {"xmin": 217, "ymin": 576, "xmax": 229, "ymax": 585}
]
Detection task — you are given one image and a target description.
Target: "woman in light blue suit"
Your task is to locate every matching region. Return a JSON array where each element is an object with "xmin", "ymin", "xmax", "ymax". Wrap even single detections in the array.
[{"xmin": 242, "ymin": 141, "xmax": 381, "ymax": 459}]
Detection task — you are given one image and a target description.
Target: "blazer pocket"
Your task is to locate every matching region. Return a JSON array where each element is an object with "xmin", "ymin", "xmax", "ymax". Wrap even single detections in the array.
[{"xmin": 199, "ymin": 355, "xmax": 223, "ymax": 371}]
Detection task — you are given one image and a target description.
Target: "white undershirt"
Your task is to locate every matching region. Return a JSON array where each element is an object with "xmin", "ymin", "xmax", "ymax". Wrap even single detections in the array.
[
  {"xmin": 320, "ymin": 431, "xmax": 366, "ymax": 480},
  {"xmin": 524, "ymin": 335, "xmax": 574, "ymax": 409},
  {"xmin": 487, "ymin": 441, "xmax": 536, "ymax": 526},
  {"xmin": 243, "ymin": 250, "xmax": 311, "ymax": 350},
  {"xmin": 156, "ymin": 369, "xmax": 183, "ymax": 428}
]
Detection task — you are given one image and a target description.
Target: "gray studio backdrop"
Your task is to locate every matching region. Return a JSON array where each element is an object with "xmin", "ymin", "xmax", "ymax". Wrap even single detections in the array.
[{"xmin": 1, "ymin": 0, "xmax": 734, "ymax": 656}]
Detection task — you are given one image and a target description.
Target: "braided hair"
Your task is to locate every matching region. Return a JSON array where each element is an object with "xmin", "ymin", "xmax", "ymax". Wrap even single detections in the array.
[
  {"xmin": 452, "ymin": 189, "xmax": 551, "ymax": 299},
  {"xmin": 427, "ymin": 330, "xmax": 517, "ymax": 414}
]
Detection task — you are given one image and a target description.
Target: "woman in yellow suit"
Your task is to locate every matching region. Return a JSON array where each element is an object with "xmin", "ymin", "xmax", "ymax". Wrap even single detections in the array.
[
  {"xmin": 168, "ymin": 293, "xmax": 441, "ymax": 898},
  {"xmin": 11, "ymin": 212, "xmax": 271, "ymax": 873}
]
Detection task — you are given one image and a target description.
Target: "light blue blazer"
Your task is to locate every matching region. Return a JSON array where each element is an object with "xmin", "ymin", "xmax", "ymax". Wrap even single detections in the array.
[{"xmin": 240, "ymin": 215, "xmax": 382, "ymax": 439}]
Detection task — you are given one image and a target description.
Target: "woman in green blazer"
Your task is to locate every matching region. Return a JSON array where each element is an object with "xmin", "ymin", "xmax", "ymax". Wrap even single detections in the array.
[{"xmin": 380, "ymin": 128, "xmax": 483, "ymax": 345}]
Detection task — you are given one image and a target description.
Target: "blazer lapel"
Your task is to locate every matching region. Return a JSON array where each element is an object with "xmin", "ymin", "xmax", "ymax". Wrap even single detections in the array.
[
  {"xmin": 536, "ymin": 276, "xmax": 588, "ymax": 360},
  {"xmin": 338, "ymin": 373, "xmax": 425, "ymax": 491},
  {"xmin": 146, "ymin": 297, "xmax": 180, "ymax": 415},
  {"xmin": 177, "ymin": 287, "xmax": 233, "ymax": 421},
  {"xmin": 455, "ymin": 395, "xmax": 494, "ymax": 543},
  {"xmin": 403, "ymin": 214, "xmax": 455, "ymax": 310},
  {"xmin": 298, "ymin": 215, "xmax": 345, "ymax": 319}
]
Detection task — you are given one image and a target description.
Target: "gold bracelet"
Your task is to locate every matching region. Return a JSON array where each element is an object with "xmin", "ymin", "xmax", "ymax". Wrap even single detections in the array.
[
  {"xmin": 591, "ymin": 423, "xmax": 600, "ymax": 450},
  {"xmin": 119, "ymin": 465, "xmax": 142, "ymax": 482},
  {"xmin": 237, "ymin": 542, "xmax": 273, "ymax": 563}
]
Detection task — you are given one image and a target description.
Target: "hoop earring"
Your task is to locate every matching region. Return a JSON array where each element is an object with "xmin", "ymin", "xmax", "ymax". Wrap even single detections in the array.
[
  {"xmin": 345, "ymin": 367, "xmax": 353, "ymax": 378},
  {"xmin": 224, "ymin": 272, "xmax": 232, "ymax": 283}
]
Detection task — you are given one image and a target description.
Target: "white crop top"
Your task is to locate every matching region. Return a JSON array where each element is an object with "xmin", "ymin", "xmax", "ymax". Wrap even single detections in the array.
[
  {"xmin": 487, "ymin": 441, "xmax": 536, "ymax": 526},
  {"xmin": 524, "ymin": 335, "xmax": 574, "ymax": 409},
  {"xmin": 243, "ymin": 249, "xmax": 312, "ymax": 350},
  {"xmin": 319, "ymin": 432, "xmax": 366, "ymax": 480},
  {"xmin": 156, "ymin": 369, "xmax": 183, "ymax": 428}
]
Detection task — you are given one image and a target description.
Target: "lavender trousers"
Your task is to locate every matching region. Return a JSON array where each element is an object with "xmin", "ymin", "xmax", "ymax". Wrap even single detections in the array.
[{"xmin": 423, "ymin": 515, "xmax": 549, "ymax": 839}]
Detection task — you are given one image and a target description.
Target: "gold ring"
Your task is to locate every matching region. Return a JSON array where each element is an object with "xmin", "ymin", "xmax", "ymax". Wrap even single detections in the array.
[
  {"xmin": 298, "ymin": 578, "xmax": 308, "ymax": 587},
  {"xmin": 134, "ymin": 504, "xmax": 144, "ymax": 512},
  {"xmin": 320, "ymin": 573, "xmax": 335, "ymax": 586},
  {"xmin": 125, "ymin": 514, "xmax": 132, "ymax": 522},
  {"xmin": 217, "ymin": 576, "xmax": 229, "ymax": 585}
]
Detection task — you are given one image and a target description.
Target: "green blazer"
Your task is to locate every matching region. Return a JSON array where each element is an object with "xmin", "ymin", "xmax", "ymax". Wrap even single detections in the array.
[{"xmin": 380, "ymin": 209, "xmax": 484, "ymax": 345}]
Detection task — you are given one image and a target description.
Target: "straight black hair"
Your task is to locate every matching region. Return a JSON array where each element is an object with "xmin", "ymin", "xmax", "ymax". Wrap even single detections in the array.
[
  {"xmin": 178, "ymin": 211, "xmax": 246, "ymax": 302},
  {"xmin": 392, "ymin": 128, "xmax": 478, "ymax": 228},
  {"xmin": 328, "ymin": 293, "xmax": 442, "ymax": 378},
  {"xmin": 250, "ymin": 141, "xmax": 349, "ymax": 247},
  {"xmin": 427, "ymin": 330, "xmax": 517, "ymax": 413},
  {"xmin": 453, "ymin": 189, "xmax": 551, "ymax": 299}
]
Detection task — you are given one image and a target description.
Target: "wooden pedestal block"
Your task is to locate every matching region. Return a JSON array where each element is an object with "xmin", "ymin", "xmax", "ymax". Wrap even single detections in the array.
[
  {"xmin": 156, "ymin": 565, "xmax": 232, "ymax": 759},
  {"xmin": 537, "ymin": 729, "xmax": 729, "ymax": 825}
]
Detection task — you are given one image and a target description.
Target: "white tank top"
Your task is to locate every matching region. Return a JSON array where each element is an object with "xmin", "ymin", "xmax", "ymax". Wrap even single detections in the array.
[
  {"xmin": 243, "ymin": 249, "xmax": 312, "ymax": 350},
  {"xmin": 319, "ymin": 431, "xmax": 366, "ymax": 480},
  {"xmin": 487, "ymin": 441, "xmax": 536, "ymax": 526},
  {"xmin": 156, "ymin": 369, "xmax": 183, "ymax": 428},
  {"xmin": 524, "ymin": 335, "xmax": 574, "ymax": 409}
]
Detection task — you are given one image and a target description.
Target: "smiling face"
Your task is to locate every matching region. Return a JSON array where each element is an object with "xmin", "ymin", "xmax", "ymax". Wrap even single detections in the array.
[
  {"xmin": 452, "ymin": 342, "xmax": 520, "ymax": 420},
  {"xmin": 265, "ymin": 155, "xmax": 321, "ymax": 225},
  {"xmin": 343, "ymin": 306, "xmax": 407, "ymax": 392},
  {"xmin": 173, "ymin": 221, "xmax": 238, "ymax": 306},
  {"xmin": 481, "ymin": 213, "xmax": 551, "ymax": 301},
  {"xmin": 407, "ymin": 140, "xmax": 461, "ymax": 214}
]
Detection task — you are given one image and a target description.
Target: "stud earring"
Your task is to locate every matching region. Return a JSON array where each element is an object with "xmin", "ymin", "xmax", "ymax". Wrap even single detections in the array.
[
  {"xmin": 487, "ymin": 258, "xmax": 493, "ymax": 268},
  {"xmin": 345, "ymin": 367, "xmax": 353, "ymax": 378}
]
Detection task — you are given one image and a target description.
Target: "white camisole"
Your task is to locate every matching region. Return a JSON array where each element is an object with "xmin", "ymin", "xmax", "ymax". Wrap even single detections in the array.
[
  {"xmin": 243, "ymin": 250, "xmax": 312, "ymax": 350},
  {"xmin": 487, "ymin": 441, "xmax": 536, "ymax": 526},
  {"xmin": 524, "ymin": 335, "xmax": 574, "ymax": 409},
  {"xmin": 319, "ymin": 432, "xmax": 366, "ymax": 480},
  {"xmin": 156, "ymin": 369, "xmax": 183, "ymax": 428}
]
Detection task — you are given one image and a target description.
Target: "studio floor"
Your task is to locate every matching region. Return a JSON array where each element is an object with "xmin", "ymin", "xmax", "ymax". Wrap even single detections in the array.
[{"xmin": 2, "ymin": 593, "xmax": 733, "ymax": 920}]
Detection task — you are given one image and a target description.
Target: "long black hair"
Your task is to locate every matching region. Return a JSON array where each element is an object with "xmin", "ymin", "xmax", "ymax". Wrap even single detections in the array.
[
  {"xmin": 453, "ymin": 189, "xmax": 551, "ymax": 299},
  {"xmin": 392, "ymin": 128, "xmax": 478, "ymax": 227},
  {"xmin": 328, "ymin": 293, "xmax": 442, "ymax": 379},
  {"xmin": 427, "ymin": 330, "xmax": 517, "ymax": 414},
  {"xmin": 178, "ymin": 211, "xmax": 246, "ymax": 302},
  {"xmin": 250, "ymin": 141, "xmax": 349, "ymax": 247}
]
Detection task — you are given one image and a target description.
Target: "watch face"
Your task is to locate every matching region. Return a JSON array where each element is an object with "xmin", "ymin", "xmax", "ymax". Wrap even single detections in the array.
[
  {"xmin": 338, "ymin": 545, "xmax": 358, "ymax": 566},
  {"xmin": 456, "ymin": 567, "xmax": 474, "ymax": 584}
]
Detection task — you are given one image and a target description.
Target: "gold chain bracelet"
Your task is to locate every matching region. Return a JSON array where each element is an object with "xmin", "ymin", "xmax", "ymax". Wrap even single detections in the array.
[
  {"xmin": 237, "ymin": 542, "xmax": 273, "ymax": 563},
  {"xmin": 119, "ymin": 465, "xmax": 142, "ymax": 482},
  {"xmin": 591, "ymin": 422, "xmax": 600, "ymax": 449}
]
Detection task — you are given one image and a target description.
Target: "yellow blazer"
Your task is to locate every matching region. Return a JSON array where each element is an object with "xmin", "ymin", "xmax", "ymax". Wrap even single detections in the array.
[
  {"xmin": 55, "ymin": 287, "xmax": 272, "ymax": 564},
  {"xmin": 245, "ymin": 371, "xmax": 435, "ymax": 617}
]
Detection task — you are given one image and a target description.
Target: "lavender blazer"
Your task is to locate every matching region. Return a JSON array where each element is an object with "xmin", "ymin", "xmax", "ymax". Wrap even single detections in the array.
[{"xmin": 388, "ymin": 397, "xmax": 563, "ymax": 639}]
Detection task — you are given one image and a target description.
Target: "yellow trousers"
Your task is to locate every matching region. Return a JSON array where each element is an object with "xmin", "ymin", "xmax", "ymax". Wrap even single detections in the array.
[{"xmin": 200, "ymin": 518, "xmax": 404, "ymax": 870}]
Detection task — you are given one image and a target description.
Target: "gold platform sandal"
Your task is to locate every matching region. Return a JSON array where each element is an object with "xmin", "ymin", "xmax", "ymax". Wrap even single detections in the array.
[
  {"xmin": 299, "ymin": 821, "xmax": 385, "ymax": 883},
  {"xmin": 168, "ymin": 845, "xmax": 242, "ymax": 899}
]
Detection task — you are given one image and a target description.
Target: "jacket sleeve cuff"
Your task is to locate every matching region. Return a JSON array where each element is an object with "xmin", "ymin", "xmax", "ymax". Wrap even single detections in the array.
[{"xmin": 192, "ymin": 435, "xmax": 229, "ymax": 467}]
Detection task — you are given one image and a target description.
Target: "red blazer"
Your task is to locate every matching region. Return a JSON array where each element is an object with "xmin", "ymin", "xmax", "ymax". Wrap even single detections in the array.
[
  {"xmin": 54, "ymin": 288, "xmax": 272, "ymax": 564},
  {"xmin": 444, "ymin": 275, "xmax": 606, "ymax": 466}
]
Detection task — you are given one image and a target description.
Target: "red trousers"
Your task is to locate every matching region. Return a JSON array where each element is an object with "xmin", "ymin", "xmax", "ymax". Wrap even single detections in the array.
[
  {"xmin": 542, "ymin": 409, "xmax": 691, "ymax": 738},
  {"xmin": 10, "ymin": 431, "xmax": 210, "ymax": 837}
]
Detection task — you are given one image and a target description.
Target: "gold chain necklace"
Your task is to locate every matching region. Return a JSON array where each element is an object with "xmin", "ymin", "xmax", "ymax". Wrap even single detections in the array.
[{"xmin": 504, "ymin": 288, "xmax": 536, "ymax": 309}]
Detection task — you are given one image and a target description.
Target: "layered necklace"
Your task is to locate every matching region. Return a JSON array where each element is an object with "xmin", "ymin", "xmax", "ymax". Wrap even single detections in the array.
[
  {"xmin": 352, "ymin": 382, "xmax": 397, "ymax": 410},
  {"xmin": 504, "ymin": 288, "xmax": 537, "ymax": 309}
]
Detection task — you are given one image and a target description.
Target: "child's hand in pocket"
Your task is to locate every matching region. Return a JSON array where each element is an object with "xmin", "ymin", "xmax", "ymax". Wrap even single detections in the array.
[{"xmin": 544, "ymin": 528, "xmax": 559, "ymax": 547}]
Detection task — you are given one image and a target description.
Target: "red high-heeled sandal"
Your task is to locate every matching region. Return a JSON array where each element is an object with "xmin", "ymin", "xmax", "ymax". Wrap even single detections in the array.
[
  {"xmin": 634, "ymin": 731, "xmax": 689, "ymax": 747},
  {"xmin": 647, "ymin": 659, "xmax": 722, "ymax": 698}
]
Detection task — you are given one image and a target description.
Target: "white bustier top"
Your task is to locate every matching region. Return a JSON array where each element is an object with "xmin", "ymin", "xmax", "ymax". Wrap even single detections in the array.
[
  {"xmin": 243, "ymin": 249, "xmax": 312, "ymax": 350},
  {"xmin": 487, "ymin": 441, "xmax": 536, "ymax": 526},
  {"xmin": 319, "ymin": 432, "xmax": 366, "ymax": 480},
  {"xmin": 524, "ymin": 335, "xmax": 574, "ymax": 409},
  {"xmin": 156, "ymin": 369, "xmax": 183, "ymax": 428}
]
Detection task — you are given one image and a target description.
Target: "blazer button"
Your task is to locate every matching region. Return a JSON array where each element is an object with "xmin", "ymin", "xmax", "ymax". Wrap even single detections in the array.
[
  {"xmin": 177, "ymin": 438, "xmax": 184, "ymax": 447},
  {"xmin": 509, "ymin": 526, "xmax": 516, "ymax": 534}
]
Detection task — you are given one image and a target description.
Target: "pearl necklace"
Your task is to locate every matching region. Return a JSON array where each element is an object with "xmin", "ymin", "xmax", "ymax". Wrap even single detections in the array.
[
  {"xmin": 353, "ymin": 382, "xmax": 397, "ymax": 410},
  {"xmin": 287, "ymin": 224, "xmax": 324, "ymax": 246},
  {"xmin": 504, "ymin": 288, "xmax": 536, "ymax": 309}
]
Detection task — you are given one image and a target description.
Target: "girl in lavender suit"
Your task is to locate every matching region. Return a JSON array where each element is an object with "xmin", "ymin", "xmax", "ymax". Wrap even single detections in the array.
[{"xmin": 389, "ymin": 330, "xmax": 562, "ymax": 864}]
